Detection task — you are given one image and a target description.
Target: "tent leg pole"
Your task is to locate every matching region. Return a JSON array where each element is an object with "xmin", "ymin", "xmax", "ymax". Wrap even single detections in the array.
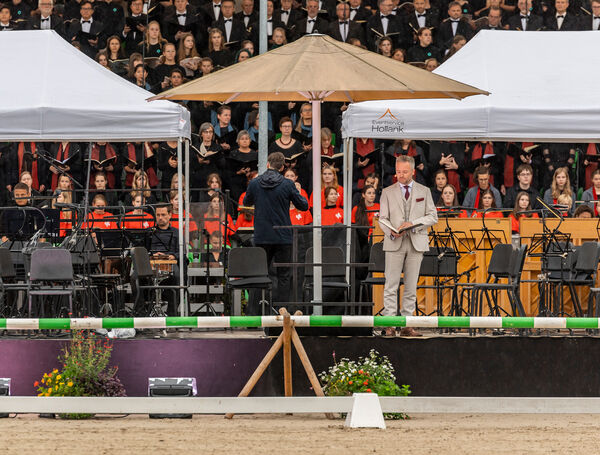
[
  {"xmin": 311, "ymin": 98, "xmax": 322, "ymax": 315},
  {"xmin": 177, "ymin": 138, "xmax": 185, "ymax": 317},
  {"xmin": 184, "ymin": 139, "xmax": 190, "ymax": 316},
  {"xmin": 343, "ymin": 138, "xmax": 353, "ymax": 287}
]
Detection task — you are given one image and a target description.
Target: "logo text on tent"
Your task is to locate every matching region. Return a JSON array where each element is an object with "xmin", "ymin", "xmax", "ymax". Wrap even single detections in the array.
[{"xmin": 372, "ymin": 109, "xmax": 404, "ymax": 133}]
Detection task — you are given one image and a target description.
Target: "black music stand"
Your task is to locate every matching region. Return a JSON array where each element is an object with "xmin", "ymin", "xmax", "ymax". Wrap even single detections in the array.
[{"xmin": 470, "ymin": 209, "xmax": 509, "ymax": 251}]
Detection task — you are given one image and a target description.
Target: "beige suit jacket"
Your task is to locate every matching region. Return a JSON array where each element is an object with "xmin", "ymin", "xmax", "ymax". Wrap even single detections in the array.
[{"xmin": 379, "ymin": 181, "xmax": 438, "ymax": 252}]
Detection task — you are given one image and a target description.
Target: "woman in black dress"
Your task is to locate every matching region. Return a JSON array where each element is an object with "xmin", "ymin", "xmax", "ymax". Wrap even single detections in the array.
[
  {"xmin": 191, "ymin": 123, "xmax": 225, "ymax": 201},
  {"xmin": 228, "ymin": 130, "xmax": 258, "ymax": 203},
  {"xmin": 204, "ymin": 28, "xmax": 233, "ymax": 69},
  {"xmin": 268, "ymin": 116, "xmax": 308, "ymax": 189}
]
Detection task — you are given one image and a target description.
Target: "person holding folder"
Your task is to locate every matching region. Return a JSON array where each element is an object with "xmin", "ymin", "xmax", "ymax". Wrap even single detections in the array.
[{"xmin": 378, "ymin": 155, "xmax": 437, "ymax": 337}]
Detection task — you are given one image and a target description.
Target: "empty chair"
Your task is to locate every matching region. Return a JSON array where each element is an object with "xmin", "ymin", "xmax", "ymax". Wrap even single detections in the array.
[
  {"xmin": 0, "ymin": 248, "xmax": 29, "ymax": 317},
  {"xmin": 561, "ymin": 241, "xmax": 600, "ymax": 317},
  {"xmin": 303, "ymin": 247, "xmax": 352, "ymax": 314},
  {"xmin": 227, "ymin": 247, "xmax": 272, "ymax": 315},
  {"xmin": 359, "ymin": 242, "xmax": 386, "ymax": 304},
  {"xmin": 28, "ymin": 248, "xmax": 75, "ymax": 318}
]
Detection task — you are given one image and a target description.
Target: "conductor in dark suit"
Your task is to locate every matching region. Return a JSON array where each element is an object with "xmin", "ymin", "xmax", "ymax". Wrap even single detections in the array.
[
  {"xmin": 29, "ymin": 0, "xmax": 65, "ymax": 37},
  {"xmin": 328, "ymin": 2, "xmax": 365, "ymax": 43},
  {"xmin": 507, "ymin": 0, "xmax": 544, "ymax": 30},
  {"xmin": 212, "ymin": 0, "xmax": 248, "ymax": 50},
  {"xmin": 544, "ymin": 0, "xmax": 579, "ymax": 30},
  {"xmin": 68, "ymin": 1, "xmax": 106, "ymax": 58},
  {"xmin": 293, "ymin": 0, "xmax": 329, "ymax": 39},
  {"xmin": 366, "ymin": 0, "xmax": 407, "ymax": 51}
]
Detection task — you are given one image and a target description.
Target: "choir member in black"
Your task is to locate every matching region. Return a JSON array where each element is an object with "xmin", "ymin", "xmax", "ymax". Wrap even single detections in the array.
[
  {"xmin": 507, "ymin": 0, "xmax": 544, "ymax": 30},
  {"xmin": 428, "ymin": 141, "xmax": 466, "ymax": 197},
  {"xmin": 430, "ymin": 168, "xmax": 448, "ymax": 204},
  {"xmin": 270, "ymin": 27, "xmax": 288, "ymax": 49},
  {"xmin": 8, "ymin": 0, "xmax": 31, "ymax": 25},
  {"xmin": 212, "ymin": 0, "xmax": 247, "ymax": 51},
  {"xmin": 236, "ymin": 0, "xmax": 258, "ymax": 30},
  {"xmin": 407, "ymin": 27, "xmax": 442, "ymax": 63},
  {"xmin": 503, "ymin": 164, "xmax": 541, "ymax": 210},
  {"xmin": 19, "ymin": 171, "xmax": 44, "ymax": 206},
  {"xmin": 122, "ymin": 0, "xmax": 147, "ymax": 56},
  {"xmin": 383, "ymin": 140, "xmax": 428, "ymax": 186},
  {"xmin": 130, "ymin": 63, "xmax": 153, "ymax": 90},
  {"xmin": 213, "ymin": 105, "xmax": 238, "ymax": 151},
  {"xmin": 90, "ymin": 141, "xmax": 119, "ymax": 189},
  {"xmin": 249, "ymin": 0, "xmax": 284, "ymax": 47},
  {"xmin": 204, "ymin": 28, "xmax": 233, "ymax": 68},
  {"xmin": 149, "ymin": 204, "xmax": 180, "ymax": 315},
  {"xmin": 228, "ymin": 130, "xmax": 258, "ymax": 203},
  {"xmin": 89, "ymin": 171, "xmax": 119, "ymax": 207},
  {"xmin": 320, "ymin": 127, "xmax": 343, "ymax": 171},
  {"xmin": 477, "ymin": 6, "xmax": 505, "ymax": 30},
  {"xmin": 123, "ymin": 170, "xmax": 158, "ymax": 206},
  {"xmin": 162, "ymin": 0, "xmax": 205, "ymax": 48},
  {"xmin": 28, "ymin": 0, "xmax": 65, "ymax": 37},
  {"xmin": 48, "ymin": 142, "xmax": 82, "ymax": 194},
  {"xmin": 273, "ymin": 0, "xmax": 303, "ymax": 41},
  {"xmin": 197, "ymin": 172, "xmax": 224, "ymax": 203},
  {"xmin": 366, "ymin": 0, "xmax": 407, "ymax": 51},
  {"xmin": 123, "ymin": 142, "xmax": 159, "ymax": 192},
  {"xmin": 246, "ymin": 109, "xmax": 274, "ymax": 146},
  {"xmin": 269, "ymin": 117, "xmax": 307, "ymax": 188},
  {"xmin": 153, "ymin": 43, "xmax": 185, "ymax": 92},
  {"xmin": 293, "ymin": 0, "xmax": 330, "ymax": 40},
  {"xmin": 176, "ymin": 32, "xmax": 201, "ymax": 77},
  {"xmin": 437, "ymin": 2, "xmax": 473, "ymax": 51},
  {"xmin": 137, "ymin": 20, "xmax": 166, "ymax": 60},
  {"xmin": 328, "ymin": 2, "xmax": 365, "ymax": 43},
  {"xmin": 157, "ymin": 141, "xmax": 179, "ymax": 199},
  {"xmin": 104, "ymin": 35, "xmax": 127, "ymax": 66},
  {"xmin": 199, "ymin": 0, "xmax": 222, "ymax": 27},
  {"xmin": 68, "ymin": 1, "xmax": 107, "ymax": 59},
  {"xmin": 1, "ymin": 183, "xmax": 45, "ymax": 243},
  {"xmin": 580, "ymin": 0, "xmax": 600, "ymax": 30},
  {"xmin": 93, "ymin": 0, "xmax": 125, "ymax": 37},
  {"xmin": 403, "ymin": 0, "xmax": 439, "ymax": 42},
  {"xmin": 7, "ymin": 142, "xmax": 49, "ymax": 195},
  {"xmin": 0, "ymin": 5, "xmax": 20, "ymax": 30},
  {"xmin": 353, "ymin": 138, "xmax": 379, "ymax": 191},
  {"xmin": 465, "ymin": 141, "xmax": 504, "ymax": 190},
  {"xmin": 191, "ymin": 123, "xmax": 226, "ymax": 200},
  {"xmin": 541, "ymin": 143, "xmax": 575, "ymax": 189},
  {"xmin": 544, "ymin": 0, "xmax": 579, "ymax": 30},
  {"xmin": 200, "ymin": 230, "xmax": 226, "ymax": 266}
]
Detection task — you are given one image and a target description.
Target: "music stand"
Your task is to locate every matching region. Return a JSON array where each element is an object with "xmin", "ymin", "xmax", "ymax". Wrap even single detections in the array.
[{"xmin": 470, "ymin": 208, "xmax": 509, "ymax": 251}]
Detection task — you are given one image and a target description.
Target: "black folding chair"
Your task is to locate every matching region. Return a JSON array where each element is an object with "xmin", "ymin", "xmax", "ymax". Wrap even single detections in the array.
[
  {"xmin": 417, "ymin": 247, "xmax": 458, "ymax": 315},
  {"xmin": 358, "ymin": 242, "xmax": 387, "ymax": 304},
  {"xmin": 470, "ymin": 244, "xmax": 528, "ymax": 317},
  {"xmin": 0, "ymin": 248, "xmax": 29, "ymax": 317},
  {"xmin": 560, "ymin": 241, "xmax": 600, "ymax": 317},
  {"xmin": 27, "ymin": 248, "xmax": 75, "ymax": 318},
  {"xmin": 303, "ymin": 247, "xmax": 354, "ymax": 314},
  {"xmin": 226, "ymin": 247, "xmax": 272, "ymax": 315}
]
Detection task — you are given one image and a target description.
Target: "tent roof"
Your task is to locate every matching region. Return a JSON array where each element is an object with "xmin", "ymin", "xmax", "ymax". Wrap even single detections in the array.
[
  {"xmin": 0, "ymin": 30, "xmax": 190, "ymax": 142},
  {"xmin": 342, "ymin": 31, "xmax": 600, "ymax": 142}
]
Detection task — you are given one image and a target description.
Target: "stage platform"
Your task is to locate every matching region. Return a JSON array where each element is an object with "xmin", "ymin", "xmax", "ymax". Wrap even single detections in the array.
[{"xmin": 1, "ymin": 330, "xmax": 599, "ymax": 397}]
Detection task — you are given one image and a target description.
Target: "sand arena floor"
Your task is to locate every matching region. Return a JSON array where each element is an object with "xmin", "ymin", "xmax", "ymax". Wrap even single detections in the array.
[{"xmin": 1, "ymin": 413, "xmax": 599, "ymax": 454}]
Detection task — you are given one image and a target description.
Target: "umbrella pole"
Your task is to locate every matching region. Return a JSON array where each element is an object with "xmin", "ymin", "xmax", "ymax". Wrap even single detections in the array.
[
  {"xmin": 311, "ymin": 99, "xmax": 322, "ymax": 314},
  {"xmin": 343, "ymin": 138, "xmax": 353, "ymax": 287},
  {"xmin": 177, "ymin": 137, "xmax": 185, "ymax": 317},
  {"xmin": 257, "ymin": 0, "xmax": 268, "ymax": 173}
]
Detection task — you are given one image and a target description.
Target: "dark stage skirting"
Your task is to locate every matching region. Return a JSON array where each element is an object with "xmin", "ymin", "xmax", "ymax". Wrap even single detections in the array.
[{"xmin": 1, "ymin": 336, "xmax": 600, "ymax": 397}]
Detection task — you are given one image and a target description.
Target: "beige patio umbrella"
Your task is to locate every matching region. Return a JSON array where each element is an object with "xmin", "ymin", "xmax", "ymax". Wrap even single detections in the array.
[{"xmin": 149, "ymin": 34, "xmax": 488, "ymax": 309}]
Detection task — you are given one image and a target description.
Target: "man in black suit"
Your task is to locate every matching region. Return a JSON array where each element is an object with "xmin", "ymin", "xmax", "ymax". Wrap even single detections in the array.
[
  {"xmin": 69, "ymin": 1, "xmax": 106, "ymax": 58},
  {"xmin": 199, "ymin": 0, "xmax": 222, "ymax": 24},
  {"xmin": 162, "ymin": 0, "xmax": 201, "ymax": 45},
  {"xmin": 477, "ymin": 5, "xmax": 504, "ymax": 29},
  {"xmin": 544, "ymin": 0, "xmax": 579, "ymax": 29},
  {"xmin": 293, "ymin": 0, "xmax": 329, "ymax": 39},
  {"xmin": 328, "ymin": 2, "xmax": 365, "ymax": 42},
  {"xmin": 273, "ymin": 0, "xmax": 304, "ymax": 40},
  {"xmin": 302, "ymin": 0, "xmax": 336, "ymax": 21},
  {"xmin": 235, "ymin": 0, "xmax": 258, "ymax": 30},
  {"xmin": 122, "ymin": 0, "xmax": 146, "ymax": 55},
  {"xmin": 0, "ymin": 5, "xmax": 21, "ymax": 30},
  {"xmin": 507, "ymin": 0, "xmax": 544, "ymax": 30},
  {"xmin": 8, "ymin": 0, "xmax": 31, "ymax": 27},
  {"xmin": 349, "ymin": 0, "xmax": 372, "ymax": 22},
  {"xmin": 212, "ymin": 0, "xmax": 248, "ymax": 50},
  {"xmin": 404, "ymin": 0, "xmax": 439, "ymax": 46},
  {"xmin": 579, "ymin": 0, "xmax": 600, "ymax": 29},
  {"xmin": 436, "ymin": 1, "xmax": 473, "ymax": 50},
  {"xmin": 93, "ymin": 0, "xmax": 125, "ymax": 37},
  {"xmin": 29, "ymin": 0, "xmax": 65, "ymax": 37},
  {"xmin": 366, "ymin": 0, "xmax": 407, "ymax": 51},
  {"xmin": 250, "ymin": 0, "xmax": 285, "ymax": 46}
]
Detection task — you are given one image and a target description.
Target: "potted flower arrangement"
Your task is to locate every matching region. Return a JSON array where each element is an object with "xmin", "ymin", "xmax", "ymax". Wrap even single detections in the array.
[
  {"xmin": 34, "ymin": 330, "xmax": 126, "ymax": 418},
  {"xmin": 319, "ymin": 349, "xmax": 411, "ymax": 419}
]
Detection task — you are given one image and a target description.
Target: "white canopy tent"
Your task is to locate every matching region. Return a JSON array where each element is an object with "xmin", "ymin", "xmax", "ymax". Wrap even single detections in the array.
[
  {"xmin": 342, "ymin": 30, "xmax": 600, "ymax": 143},
  {"xmin": 0, "ymin": 30, "xmax": 191, "ymax": 315},
  {"xmin": 0, "ymin": 30, "xmax": 190, "ymax": 141}
]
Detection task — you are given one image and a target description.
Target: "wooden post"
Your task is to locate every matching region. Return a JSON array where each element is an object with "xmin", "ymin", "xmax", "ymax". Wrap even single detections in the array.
[
  {"xmin": 282, "ymin": 310, "xmax": 293, "ymax": 397},
  {"xmin": 224, "ymin": 332, "xmax": 284, "ymax": 419}
]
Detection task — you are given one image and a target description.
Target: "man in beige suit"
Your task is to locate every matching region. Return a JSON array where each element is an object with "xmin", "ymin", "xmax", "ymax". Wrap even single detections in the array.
[{"xmin": 379, "ymin": 155, "xmax": 438, "ymax": 336}]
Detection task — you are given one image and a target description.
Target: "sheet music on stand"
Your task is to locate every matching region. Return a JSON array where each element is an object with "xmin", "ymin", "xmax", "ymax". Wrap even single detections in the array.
[
  {"xmin": 430, "ymin": 209, "xmax": 473, "ymax": 255},
  {"xmin": 469, "ymin": 210, "xmax": 509, "ymax": 251}
]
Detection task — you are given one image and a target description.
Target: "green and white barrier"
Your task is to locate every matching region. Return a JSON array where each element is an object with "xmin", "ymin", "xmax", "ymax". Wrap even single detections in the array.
[{"xmin": 0, "ymin": 316, "xmax": 598, "ymax": 330}]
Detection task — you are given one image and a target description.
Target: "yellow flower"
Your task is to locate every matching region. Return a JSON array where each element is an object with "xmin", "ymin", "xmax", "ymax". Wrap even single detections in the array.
[
  {"xmin": 41, "ymin": 378, "xmax": 45, "ymax": 384},
  {"xmin": 37, "ymin": 393, "xmax": 43, "ymax": 397},
  {"xmin": 53, "ymin": 369, "xmax": 58, "ymax": 373},
  {"xmin": 56, "ymin": 375, "xmax": 62, "ymax": 380},
  {"xmin": 45, "ymin": 392, "xmax": 50, "ymax": 397},
  {"xmin": 59, "ymin": 382, "xmax": 64, "ymax": 387},
  {"xmin": 67, "ymin": 382, "xmax": 73, "ymax": 387},
  {"xmin": 48, "ymin": 388, "xmax": 52, "ymax": 394}
]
